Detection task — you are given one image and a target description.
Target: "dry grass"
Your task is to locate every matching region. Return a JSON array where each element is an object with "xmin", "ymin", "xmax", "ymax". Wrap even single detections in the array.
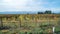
[{"xmin": 0, "ymin": 14, "xmax": 60, "ymax": 34}]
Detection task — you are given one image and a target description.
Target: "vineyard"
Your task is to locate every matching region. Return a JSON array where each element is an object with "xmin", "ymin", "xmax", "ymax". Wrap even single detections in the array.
[{"xmin": 0, "ymin": 14, "xmax": 60, "ymax": 34}]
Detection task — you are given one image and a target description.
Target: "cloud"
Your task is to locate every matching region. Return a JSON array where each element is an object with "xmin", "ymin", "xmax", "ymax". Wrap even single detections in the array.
[{"xmin": 0, "ymin": 0, "xmax": 60, "ymax": 13}]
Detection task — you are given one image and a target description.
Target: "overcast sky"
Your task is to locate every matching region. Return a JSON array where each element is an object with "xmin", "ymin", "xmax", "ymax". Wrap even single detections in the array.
[{"xmin": 0, "ymin": 0, "xmax": 60, "ymax": 13}]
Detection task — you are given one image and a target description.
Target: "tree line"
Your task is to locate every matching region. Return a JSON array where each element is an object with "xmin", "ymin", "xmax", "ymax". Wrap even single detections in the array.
[{"xmin": 38, "ymin": 10, "xmax": 53, "ymax": 14}]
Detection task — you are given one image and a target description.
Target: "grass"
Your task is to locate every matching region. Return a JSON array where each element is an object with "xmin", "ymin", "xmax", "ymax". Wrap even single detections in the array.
[
  {"xmin": 0, "ymin": 14, "xmax": 60, "ymax": 34},
  {"xmin": 55, "ymin": 27, "xmax": 60, "ymax": 32}
]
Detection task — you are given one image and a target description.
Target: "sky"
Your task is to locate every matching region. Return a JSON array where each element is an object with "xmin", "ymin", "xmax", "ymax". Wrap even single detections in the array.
[{"xmin": 0, "ymin": 0, "xmax": 60, "ymax": 13}]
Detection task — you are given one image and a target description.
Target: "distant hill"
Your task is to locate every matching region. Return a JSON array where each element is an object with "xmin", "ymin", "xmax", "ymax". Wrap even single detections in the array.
[
  {"xmin": 0, "ymin": 11, "xmax": 60, "ymax": 14},
  {"xmin": 0, "ymin": 11, "xmax": 37, "ymax": 14}
]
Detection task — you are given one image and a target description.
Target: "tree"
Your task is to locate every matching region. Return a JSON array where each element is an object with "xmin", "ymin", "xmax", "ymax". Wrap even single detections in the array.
[
  {"xmin": 44, "ymin": 10, "xmax": 52, "ymax": 14},
  {"xmin": 38, "ymin": 12, "xmax": 43, "ymax": 14}
]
